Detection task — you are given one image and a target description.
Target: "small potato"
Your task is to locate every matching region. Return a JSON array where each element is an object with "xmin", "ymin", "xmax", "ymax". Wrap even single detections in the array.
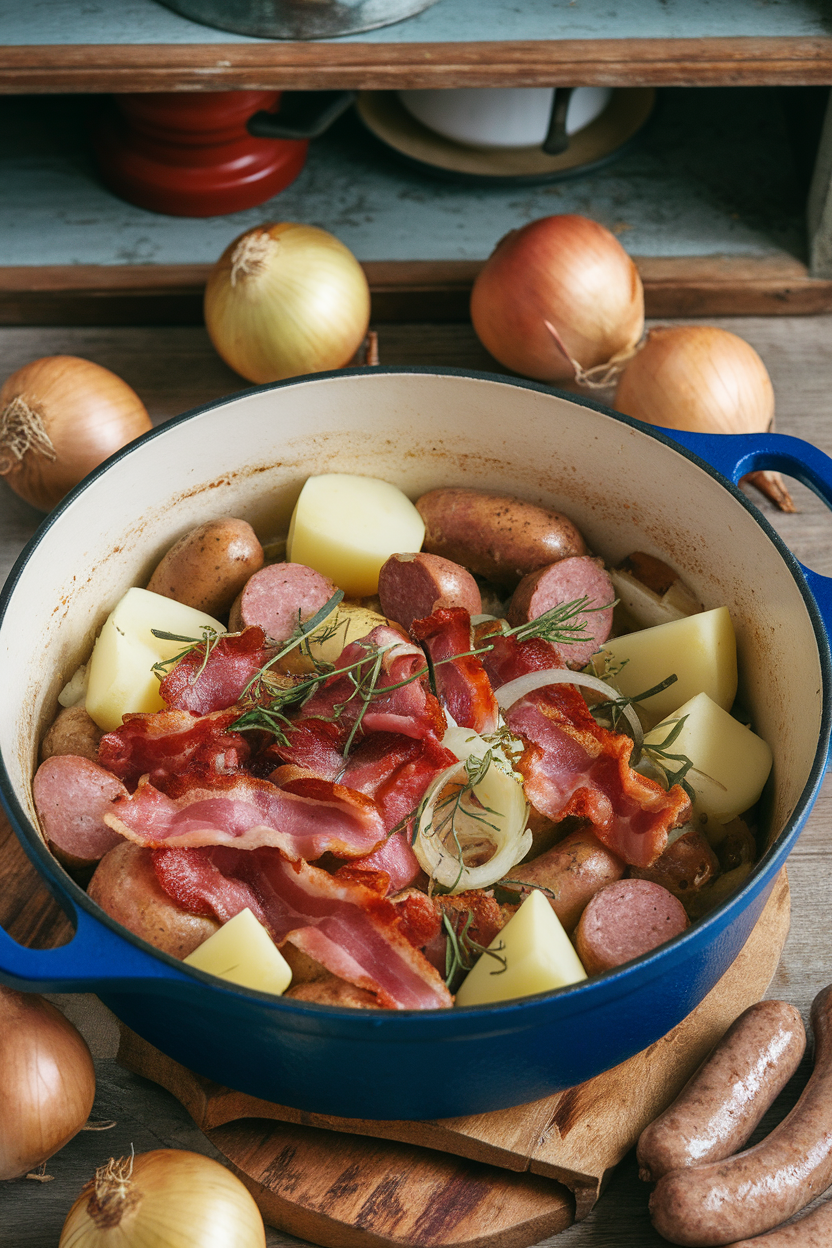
[
  {"xmin": 146, "ymin": 517, "xmax": 264, "ymax": 616},
  {"xmin": 279, "ymin": 602, "xmax": 395, "ymax": 675},
  {"xmin": 416, "ymin": 487, "xmax": 587, "ymax": 590},
  {"xmin": 41, "ymin": 705, "xmax": 103, "ymax": 763},
  {"xmin": 88, "ymin": 841, "xmax": 219, "ymax": 958}
]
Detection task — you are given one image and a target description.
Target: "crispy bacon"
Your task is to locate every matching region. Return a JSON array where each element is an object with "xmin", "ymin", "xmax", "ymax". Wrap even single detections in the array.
[
  {"xmin": 152, "ymin": 845, "xmax": 452, "ymax": 1010},
  {"xmin": 411, "ymin": 608, "xmax": 499, "ymax": 734},
  {"xmin": 104, "ymin": 771, "xmax": 386, "ymax": 861},
  {"xmin": 484, "ymin": 633, "xmax": 690, "ymax": 868},
  {"xmin": 98, "ymin": 708, "xmax": 249, "ymax": 787},
  {"xmin": 160, "ymin": 626, "xmax": 276, "ymax": 714},
  {"xmin": 298, "ymin": 625, "xmax": 445, "ymax": 744}
]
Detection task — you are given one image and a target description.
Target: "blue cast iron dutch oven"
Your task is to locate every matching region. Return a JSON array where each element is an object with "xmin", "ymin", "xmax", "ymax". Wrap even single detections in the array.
[{"xmin": 1, "ymin": 368, "xmax": 831, "ymax": 1121}]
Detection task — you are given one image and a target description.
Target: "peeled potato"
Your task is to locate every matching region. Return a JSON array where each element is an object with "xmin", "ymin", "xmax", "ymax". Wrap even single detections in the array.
[
  {"xmin": 644, "ymin": 691, "xmax": 773, "ymax": 822},
  {"xmin": 86, "ymin": 588, "xmax": 225, "ymax": 731},
  {"xmin": 455, "ymin": 890, "xmax": 586, "ymax": 1007},
  {"xmin": 287, "ymin": 473, "xmax": 426, "ymax": 597},
  {"xmin": 593, "ymin": 606, "xmax": 737, "ymax": 723}
]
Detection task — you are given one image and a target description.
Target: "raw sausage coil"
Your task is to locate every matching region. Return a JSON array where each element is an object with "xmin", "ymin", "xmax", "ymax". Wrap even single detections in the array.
[
  {"xmin": 650, "ymin": 984, "xmax": 832, "ymax": 1247},
  {"xmin": 638, "ymin": 1000, "xmax": 806, "ymax": 1182}
]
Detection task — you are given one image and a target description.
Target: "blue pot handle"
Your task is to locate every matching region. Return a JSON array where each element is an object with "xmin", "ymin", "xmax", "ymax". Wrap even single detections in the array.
[
  {"xmin": 665, "ymin": 428, "xmax": 832, "ymax": 637},
  {"xmin": 0, "ymin": 889, "xmax": 192, "ymax": 994}
]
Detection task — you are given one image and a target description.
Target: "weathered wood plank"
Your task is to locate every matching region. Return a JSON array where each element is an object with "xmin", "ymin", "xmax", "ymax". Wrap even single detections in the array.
[
  {"xmin": 3, "ymin": 38, "xmax": 832, "ymax": 92},
  {"xmin": 2, "ymin": 257, "xmax": 832, "ymax": 326}
]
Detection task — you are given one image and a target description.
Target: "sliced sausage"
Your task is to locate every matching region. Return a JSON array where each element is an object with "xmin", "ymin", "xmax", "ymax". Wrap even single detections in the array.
[
  {"xmin": 228, "ymin": 562, "xmax": 337, "ymax": 642},
  {"xmin": 507, "ymin": 556, "xmax": 614, "ymax": 667},
  {"xmin": 33, "ymin": 754, "xmax": 126, "ymax": 870},
  {"xmin": 630, "ymin": 828, "xmax": 720, "ymax": 904},
  {"xmin": 502, "ymin": 828, "xmax": 625, "ymax": 934},
  {"xmin": 637, "ymin": 1000, "xmax": 806, "ymax": 1182},
  {"xmin": 650, "ymin": 984, "xmax": 832, "ymax": 1247},
  {"xmin": 416, "ymin": 487, "xmax": 587, "ymax": 590},
  {"xmin": 574, "ymin": 879, "xmax": 689, "ymax": 975},
  {"xmin": 147, "ymin": 517, "xmax": 264, "ymax": 617},
  {"xmin": 40, "ymin": 705, "xmax": 103, "ymax": 763},
  {"xmin": 88, "ymin": 841, "xmax": 219, "ymax": 958},
  {"xmin": 378, "ymin": 552, "xmax": 482, "ymax": 632}
]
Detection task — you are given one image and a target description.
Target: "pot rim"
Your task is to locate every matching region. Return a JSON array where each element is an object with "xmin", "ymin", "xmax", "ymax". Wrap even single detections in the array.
[{"xmin": 1, "ymin": 366, "xmax": 829, "ymax": 1029}]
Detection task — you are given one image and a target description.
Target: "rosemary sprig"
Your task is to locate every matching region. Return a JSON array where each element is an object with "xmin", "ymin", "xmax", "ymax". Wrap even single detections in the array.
[
  {"xmin": 150, "ymin": 625, "xmax": 221, "ymax": 684},
  {"xmin": 240, "ymin": 589, "xmax": 345, "ymax": 703},
  {"xmin": 641, "ymin": 715, "xmax": 696, "ymax": 799},
  {"xmin": 443, "ymin": 909, "xmax": 507, "ymax": 989},
  {"xmin": 503, "ymin": 595, "xmax": 615, "ymax": 649},
  {"xmin": 591, "ymin": 673, "xmax": 680, "ymax": 733}
]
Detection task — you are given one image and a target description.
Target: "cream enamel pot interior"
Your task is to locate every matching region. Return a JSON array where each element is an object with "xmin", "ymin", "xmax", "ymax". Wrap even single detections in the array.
[{"xmin": 1, "ymin": 368, "xmax": 831, "ymax": 1121}]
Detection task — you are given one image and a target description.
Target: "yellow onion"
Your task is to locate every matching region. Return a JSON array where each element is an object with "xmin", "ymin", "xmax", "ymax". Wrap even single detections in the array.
[
  {"xmin": 204, "ymin": 222, "xmax": 371, "ymax": 384},
  {"xmin": 0, "ymin": 986, "xmax": 96, "ymax": 1180},
  {"xmin": 614, "ymin": 324, "xmax": 794, "ymax": 512},
  {"xmin": 0, "ymin": 356, "xmax": 152, "ymax": 511},
  {"xmin": 470, "ymin": 214, "xmax": 644, "ymax": 383},
  {"xmin": 59, "ymin": 1149, "xmax": 266, "ymax": 1248}
]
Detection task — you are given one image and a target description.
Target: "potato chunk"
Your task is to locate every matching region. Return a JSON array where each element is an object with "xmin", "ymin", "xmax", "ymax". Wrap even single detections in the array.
[
  {"xmin": 287, "ymin": 473, "xmax": 426, "ymax": 597},
  {"xmin": 86, "ymin": 587, "xmax": 225, "ymax": 731},
  {"xmin": 184, "ymin": 908, "xmax": 292, "ymax": 995},
  {"xmin": 644, "ymin": 692, "xmax": 772, "ymax": 823},
  {"xmin": 593, "ymin": 606, "xmax": 737, "ymax": 722},
  {"xmin": 454, "ymin": 890, "xmax": 586, "ymax": 1007}
]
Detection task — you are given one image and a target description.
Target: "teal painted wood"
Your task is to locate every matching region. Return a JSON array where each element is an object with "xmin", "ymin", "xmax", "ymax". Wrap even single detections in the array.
[
  {"xmin": 0, "ymin": 88, "xmax": 805, "ymax": 265},
  {"xmin": 1, "ymin": 0, "xmax": 831, "ymax": 47}
]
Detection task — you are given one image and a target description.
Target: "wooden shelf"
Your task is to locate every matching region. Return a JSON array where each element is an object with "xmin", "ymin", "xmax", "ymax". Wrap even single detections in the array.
[
  {"xmin": 2, "ymin": 0, "xmax": 832, "ymax": 91},
  {"xmin": 3, "ymin": 89, "xmax": 832, "ymax": 323}
]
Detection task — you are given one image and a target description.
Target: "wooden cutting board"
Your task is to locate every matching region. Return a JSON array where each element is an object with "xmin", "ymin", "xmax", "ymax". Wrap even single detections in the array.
[{"xmin": 0, "ymin": 809, "xmax": 791, "ymax": 1247}]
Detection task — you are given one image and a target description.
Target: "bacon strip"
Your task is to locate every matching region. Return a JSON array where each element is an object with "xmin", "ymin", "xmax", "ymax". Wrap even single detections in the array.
[
  {"xmin": 411, "ymin": 608, "xmax": 499, "ymax": 734},
  {"xmin": 152, "ymin": 845, "xmax": 452, "ymax": 1010},
  {"xmin": 104, "ymin": 771, "xmax": 386, "ymax": 861},
  {"xmin": 485, "ymin": 633, "xmax": 690, "ymax": 868},
  {"xmin": 160, "ymin": 626, "xmax": 276, "ymax": 714},
  {"xmin": 99, "ymin": 708, "xmax": 249, "ymax": 787}
]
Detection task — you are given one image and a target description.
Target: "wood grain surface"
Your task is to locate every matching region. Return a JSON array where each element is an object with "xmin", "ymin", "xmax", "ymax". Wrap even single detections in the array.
[
  {"xmin": 3, "ymin": 257, "xmax": 832, "ymax": 327},
  {"xmin": 1, "ymin": 315, "xmax": 832, "ymax": 1248},
  {"xmin": 3, "ymin": 38, "xmax": 832, "ymax": 93}
]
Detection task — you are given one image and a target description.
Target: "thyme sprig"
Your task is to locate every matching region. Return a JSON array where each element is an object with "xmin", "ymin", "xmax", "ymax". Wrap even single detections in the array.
[
  {"xmin": 150, "ymin": 626, "xmax": 222, "ymax": 684},
  {"xmin": 417, "ymin": 751, "xmax": 501, "ymax": 894},
  {"xmin": 443, "ymin": 909, "xmax": 507, "ymax": 989}
]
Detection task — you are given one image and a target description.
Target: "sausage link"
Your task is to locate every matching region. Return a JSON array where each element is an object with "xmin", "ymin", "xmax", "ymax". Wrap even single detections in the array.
[
  {"xmin": 507, "ymin": 556, "xmax": 614, "ymax": 667},
  {"xmin": 650, "ymin": 984, "xmax": 832, "ymax": 1247},
  {"xmin": 416, "ymin": 487, "xmax": 587, "ymax": 590},
  {"xmin": 638, "ymin": 1000, "xmax": 806, "ymax": 1182},
  {"xmin": 724, "ymin": 1194, "xmax": 832, "ymax": 1246},
  {"xmin": 503, "ymin": 828, "xmax": 625, "ymax": 934}
]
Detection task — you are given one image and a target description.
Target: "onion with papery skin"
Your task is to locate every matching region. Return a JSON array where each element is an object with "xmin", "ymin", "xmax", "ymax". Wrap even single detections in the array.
[
  {"xmin": 204, "ymin": 222, "xmax": 371, "ymax": 384},
  {"xmin": 0, "ymin": 986, "xmax": 95, "ymax": 1180},
  {"xmin": 470, "ymin": 214, "xmax": 644, "ymax": 383},
  {"xmin": 59, "ymin": 1149, "xmax": 266, "ymax": 1248},
  {"xmin": 614, "ymin": 324, "xmax": 795, "ymax": 512},
  {"xmin": 0, "ymin": 356, "xmax": 152, "ymax": 512}
]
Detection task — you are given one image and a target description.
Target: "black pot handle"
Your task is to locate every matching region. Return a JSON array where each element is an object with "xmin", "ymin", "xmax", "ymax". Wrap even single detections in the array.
[
  {"xmin": 248, "ymin": 90, "xmax": 357, "ymax": 141},
  {"xmin": 542, "ymin": 87, "xmax": 573, "ymax": 156}
]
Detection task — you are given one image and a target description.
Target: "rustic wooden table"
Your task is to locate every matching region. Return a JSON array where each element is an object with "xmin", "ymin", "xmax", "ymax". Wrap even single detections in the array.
[{"xmin": 1, "ymin": 315, "xmax": 832, "ymax": 1246}]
